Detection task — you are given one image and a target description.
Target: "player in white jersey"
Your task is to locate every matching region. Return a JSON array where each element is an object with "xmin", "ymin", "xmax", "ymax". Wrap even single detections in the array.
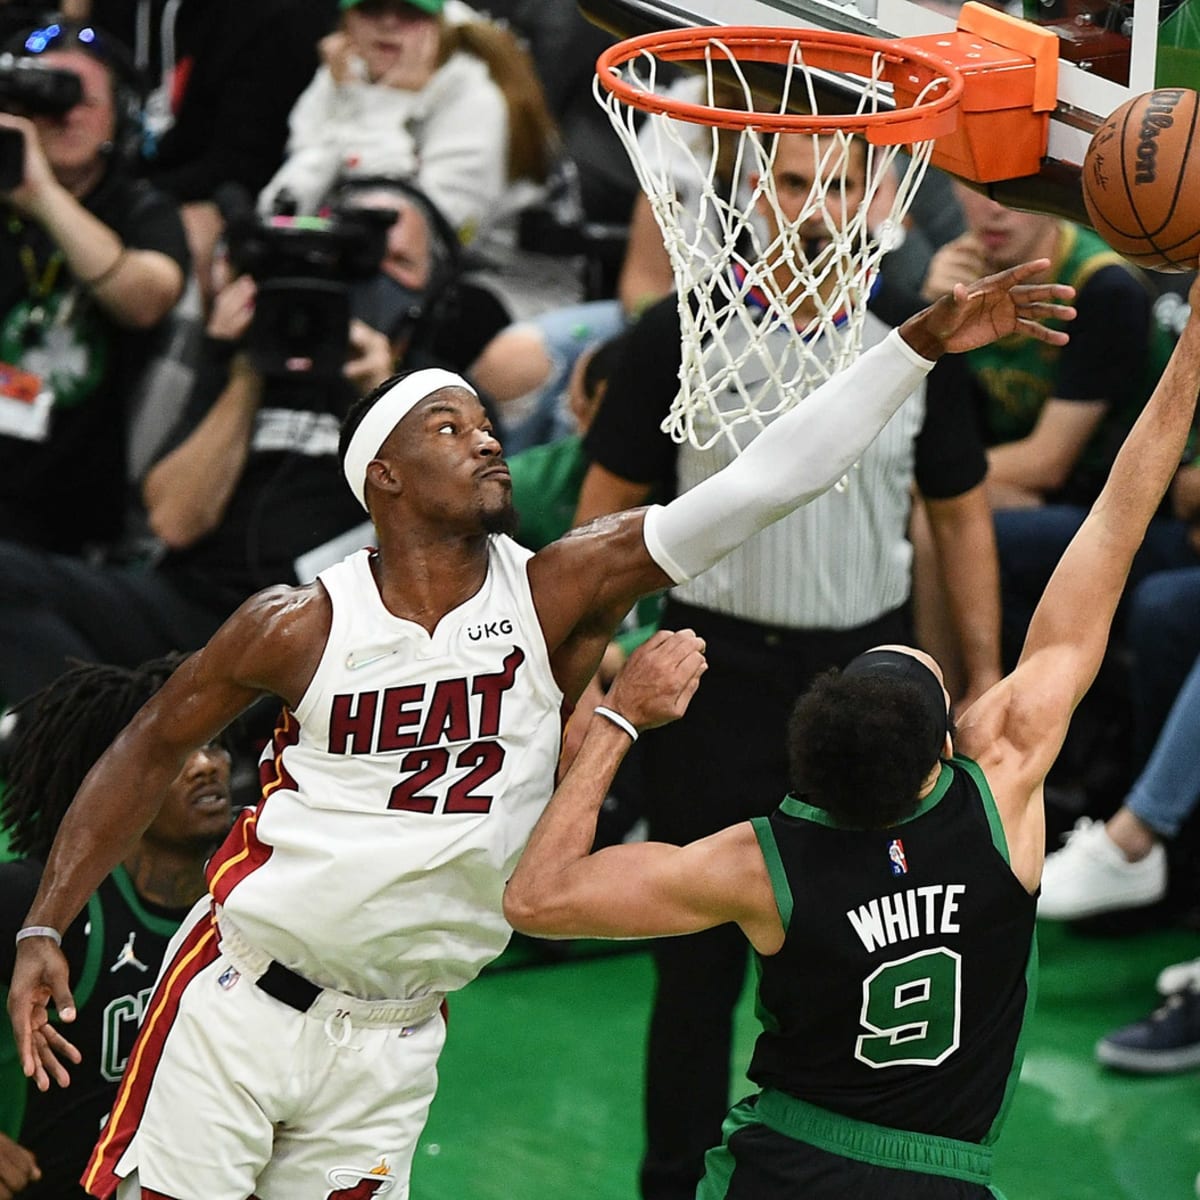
[{"xmin": 8, "ymin": 266, "xmax": 1074, "ymax": 1198}]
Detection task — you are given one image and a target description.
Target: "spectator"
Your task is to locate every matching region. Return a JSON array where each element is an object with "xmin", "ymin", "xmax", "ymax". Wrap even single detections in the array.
[
  {"xmin": 85, "ymin": 0, "xmax": 337, "ymax": 296},
  {"xmin": 469, "ymin": 299, "xmax": 626, "ymax": 453},
  {"xmin": 0, "ymin": 656, "xmax": 233, "ymax": 1199},
  {"xmin": 917, "ymin": 190, "xmax": 1180, "ymax": 789},
  {"xmin": 472, "ymin": 0, "xmax": 639, "ymax": 230},
  {"xmin": 1040, "ymin": 575, "xmax": 1200, "ymax": 917},
  {"xmin": 922, "ymin": 188, "xmax": 1172, "ymax": 514},
  {"xmin": 574, "ymin": 133, "xmax": 1006, "ymax": 1200},
  {"xmin": 0, "ymin": 19, "xmax": 188, "ymax": 556},
  {"xmin": 1037, "ymin": 421, "xmax": 1200, "ymax": 920},
  {"xmin": 507, "ymin": 332, "xmax": 620, "ymax": 552},
  {"xmin": 993, "ymin": 362, "xmax": 1200, "ymax": 815},
  {"xmin": 0, "ymin": 179, "xmax": 481, "ymax": 709},
  {"xmin": 260, "ymin": 0, "xmax": 562, "ymax": 317}
]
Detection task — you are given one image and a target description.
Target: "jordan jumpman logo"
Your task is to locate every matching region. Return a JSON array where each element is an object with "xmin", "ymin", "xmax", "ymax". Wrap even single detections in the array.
[{"xmin": 109, "ymin": 930, "xmax": 149, "ymax": 974}]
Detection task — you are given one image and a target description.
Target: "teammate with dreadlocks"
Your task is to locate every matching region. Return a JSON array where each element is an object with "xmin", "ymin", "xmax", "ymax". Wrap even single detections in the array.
[{"xmin": 0, "ymin": 658, "xmax": 233, "ymax": 1199}]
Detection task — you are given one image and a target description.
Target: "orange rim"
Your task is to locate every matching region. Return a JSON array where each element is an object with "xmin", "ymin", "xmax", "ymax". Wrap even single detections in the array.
[{"xmin": 595, "ymin": 25, "xmax": 963, "ymax": 145}]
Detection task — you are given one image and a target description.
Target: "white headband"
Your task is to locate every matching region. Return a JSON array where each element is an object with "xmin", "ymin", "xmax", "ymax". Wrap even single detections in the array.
[{"xmin": 343, "ymin": 368, "xmax": 477, "ymax": 511}]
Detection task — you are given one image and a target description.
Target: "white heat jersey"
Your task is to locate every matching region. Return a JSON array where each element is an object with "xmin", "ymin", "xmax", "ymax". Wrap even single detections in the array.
[{"xmin": 206, "ymin": 537, "xmax": 564, "ymax": 1001}]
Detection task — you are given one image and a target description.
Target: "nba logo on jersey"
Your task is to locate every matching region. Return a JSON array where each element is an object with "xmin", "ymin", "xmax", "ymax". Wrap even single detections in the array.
[
  {"xmin": 217, "ymin": 965, "xmax": 241, "ymax": 991},
  {"xmin": 887, "ymin": 839, "xmax": 908, "ymax": 877}
]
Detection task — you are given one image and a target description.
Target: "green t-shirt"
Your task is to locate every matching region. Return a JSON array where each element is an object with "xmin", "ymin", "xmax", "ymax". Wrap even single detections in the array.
[{"xmin": 966, "ymin": 222, "xmax": 1175, "ymax": 503}]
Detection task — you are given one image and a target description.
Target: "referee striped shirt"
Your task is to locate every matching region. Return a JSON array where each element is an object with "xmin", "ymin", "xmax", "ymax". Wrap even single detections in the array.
[
  {"xmin": 673, "ymin": 312, "xmax": 924, "ymax": 628},
  {"xmin": 583, "ymin": 294, "xmax": 986, "ymax": 634}
]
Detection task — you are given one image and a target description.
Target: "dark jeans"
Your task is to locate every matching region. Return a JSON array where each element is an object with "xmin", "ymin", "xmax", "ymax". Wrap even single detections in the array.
[
  {"xmin": 639, "ymin": 598, "xmax": 909, "ymax": 1200},
  {"xmin": 0, "ymin": 540, "xmax": 224, "ymax": 708},
  {"xmin": 1126, "ymin": 565, "xmax": 1200, "ymax": 764},
  {"xmin": 996, "ymin": 507, "xmax": 1200, "ymax": 766}
]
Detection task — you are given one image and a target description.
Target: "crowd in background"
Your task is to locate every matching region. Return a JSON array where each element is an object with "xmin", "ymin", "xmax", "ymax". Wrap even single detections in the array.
[{"xmin": 0, "ymin": 0, "xmax": 1197, "ymax": 1195}]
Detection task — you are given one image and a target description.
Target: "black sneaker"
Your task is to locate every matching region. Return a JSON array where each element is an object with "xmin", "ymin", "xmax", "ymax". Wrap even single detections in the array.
[{"xmin": 1096, "ymin": 986, "xmax": 1200, "ymax": 1074}]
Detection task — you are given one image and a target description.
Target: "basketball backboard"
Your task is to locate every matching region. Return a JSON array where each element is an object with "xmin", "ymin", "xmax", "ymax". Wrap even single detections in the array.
[{"xmin": 581, "ymin": 0, "xmax": 1196, "ymax": 210}]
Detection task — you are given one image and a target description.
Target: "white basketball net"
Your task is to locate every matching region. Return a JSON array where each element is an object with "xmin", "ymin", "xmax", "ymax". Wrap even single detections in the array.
[{"xmin": 597, "ymin": 35, "xmax": 946, "ymax": 454}]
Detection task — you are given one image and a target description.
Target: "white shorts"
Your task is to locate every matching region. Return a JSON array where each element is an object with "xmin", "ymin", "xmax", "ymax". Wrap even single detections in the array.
[{"xmin": 84, "ymin": 902, "xmax": 447, "ymax": 1200}]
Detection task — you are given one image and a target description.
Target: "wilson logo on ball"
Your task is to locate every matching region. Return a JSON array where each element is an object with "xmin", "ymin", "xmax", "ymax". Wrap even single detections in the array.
[
  {"xmin": 1135, "ymin": 89, "xmax": 1187, "ymax": 185},
  {"xmin": 1082, "ymin": 87, "xmax": 1200, "ymax": 273}
]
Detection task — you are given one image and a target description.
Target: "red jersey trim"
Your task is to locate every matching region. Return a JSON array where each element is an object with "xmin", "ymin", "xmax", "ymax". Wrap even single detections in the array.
[
  {"xmin": 82, "ymin": 913, "xmax": 220, "ymax": 1198},
  {"xmin": 206, "ymin": 806, "xmax": 273, "ymax": 905},
  {"xmin": 205, "ymin": 709, "xmax": 302, "ymax": 903}
]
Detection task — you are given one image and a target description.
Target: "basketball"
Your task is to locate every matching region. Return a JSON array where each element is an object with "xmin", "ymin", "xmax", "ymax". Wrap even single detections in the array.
[{"xmin": 1081, "ymin": 87, "xmax": 1200, "ymax": 273}]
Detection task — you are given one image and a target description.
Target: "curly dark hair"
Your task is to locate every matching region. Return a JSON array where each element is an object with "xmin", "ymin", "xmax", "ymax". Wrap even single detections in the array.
[
  {"xmin": 786, "ymin": 669, "xmax": 950, "ymax": 830},
  {"xmin": 1, "ymin": 655, "xmax": 186, "ymax": 861}
]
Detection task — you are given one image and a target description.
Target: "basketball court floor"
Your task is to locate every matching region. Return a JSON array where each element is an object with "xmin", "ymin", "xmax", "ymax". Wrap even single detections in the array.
[{"xmin": 414, "ymin": 921, "xmax": 1200, "ymax": 1199}]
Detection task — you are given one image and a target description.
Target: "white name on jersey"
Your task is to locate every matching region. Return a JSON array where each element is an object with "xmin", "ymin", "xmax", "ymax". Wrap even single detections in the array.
[{"xmin": 847, "ymin": 884, "xmax": 965, "ymax": 954}]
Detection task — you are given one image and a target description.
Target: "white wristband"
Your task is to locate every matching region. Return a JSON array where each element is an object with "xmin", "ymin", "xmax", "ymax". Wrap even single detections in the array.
[
  {"xmin": 15, "ymin": 925, "xmax": 62, "ymax": 947},
  {"xmin": 593, "ymin": 705, "xmax": 639, "ymax": 742}
]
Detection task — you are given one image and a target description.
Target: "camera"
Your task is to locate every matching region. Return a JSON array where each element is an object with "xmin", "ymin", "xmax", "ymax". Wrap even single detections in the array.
[
  {"xmin": 222, "ymin": 194, "xmax": 395, "ymax": 382},
  {"xmin": 0, "ymin": 54, "xmax": 83, "ymax": 189},
  {"xmin": 0, "ymin": 53, "xmax": 82, "ymax": 114}
]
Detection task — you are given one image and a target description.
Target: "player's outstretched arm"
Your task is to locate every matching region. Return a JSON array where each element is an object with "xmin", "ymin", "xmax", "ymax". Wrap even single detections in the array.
[
  {"xmin": 639, "ymin": 259, "xmax": 1076, "ymax": 586},
  {"xmin": 965, "ymin": 272, "xmax": 1200, "ymax": 796},
  {"xmin": 506, "ymin": 631, "xmax": 781, "ymax": 952},
  {"xmin": 6, "ymin": 585, "xmax": 329, "ymax": 1092},
  {"xmin": 507, "ymin": 630, "xmax": 704, "ymax": 934},
  {"xmin": 534, "ymin": 261, "xmax": 1074, "ymax": 693},
  {"xmin": 900, "ymin": 258, "xmax": 1076, "ymax": 357}
]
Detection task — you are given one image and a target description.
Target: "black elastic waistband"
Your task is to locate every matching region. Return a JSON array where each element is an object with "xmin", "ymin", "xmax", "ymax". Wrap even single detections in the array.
[
  {"xmin": 256, "ymin": 960, "xmax": 321, "ymax": 1012},
  {"xmin": 662, "ymin": 598, "xmax": 908, "ymax": 654}
]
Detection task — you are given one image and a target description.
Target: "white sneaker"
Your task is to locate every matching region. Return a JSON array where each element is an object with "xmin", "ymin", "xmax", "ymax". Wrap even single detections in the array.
[
  {"xmin": 1159, "ymin": 957, "xmax": 1200, "ymax": 997},
  {"xmin": 1038, "ymin": 817, "xmax": 1167, "ymax": 920}
]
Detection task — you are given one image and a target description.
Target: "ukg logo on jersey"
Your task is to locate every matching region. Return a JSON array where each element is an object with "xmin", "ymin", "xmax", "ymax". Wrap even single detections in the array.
[{"xmin": 466, "ymin": 617, "xmax": 514, "ymax": 641}]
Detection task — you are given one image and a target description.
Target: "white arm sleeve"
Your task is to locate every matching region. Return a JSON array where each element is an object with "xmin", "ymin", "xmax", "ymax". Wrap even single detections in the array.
[{"xmin": 642, "ymin": 328, "xmax": 936, "ymax": 583}]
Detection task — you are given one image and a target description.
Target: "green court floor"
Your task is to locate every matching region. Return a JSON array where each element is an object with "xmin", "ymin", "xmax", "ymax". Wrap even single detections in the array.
[{"xmin": 414, "ymin": 922, "xmax": 1200, "ymax": 1199}]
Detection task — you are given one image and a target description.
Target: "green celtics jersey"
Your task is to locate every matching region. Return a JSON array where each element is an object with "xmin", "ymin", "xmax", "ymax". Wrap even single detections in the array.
[{"xmin": 749, "ymin": 757, "xmax": 1037, "ymax": 1146}]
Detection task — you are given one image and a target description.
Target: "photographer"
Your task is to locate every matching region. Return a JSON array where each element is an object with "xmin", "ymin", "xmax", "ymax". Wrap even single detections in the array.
[
  {"xmin": 0, "ymin": 20, "xmax": 188, "ymax": 556},
  {"xmin": 0, "ymin": 178, "xmax": 484, "ymax": 709}
]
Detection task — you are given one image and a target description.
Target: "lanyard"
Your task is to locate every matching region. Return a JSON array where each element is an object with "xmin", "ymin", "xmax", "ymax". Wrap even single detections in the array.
[
  {"xmin": 7, "ymin": 213, "xmax": 75, "ymax": 341},
  {"xmin": 9, "ymin": 213, "xmax": 64, "ymax": 300},
  {"xmin": 19, "ymin": 241, "xmax": 64, "ymax": 301}
]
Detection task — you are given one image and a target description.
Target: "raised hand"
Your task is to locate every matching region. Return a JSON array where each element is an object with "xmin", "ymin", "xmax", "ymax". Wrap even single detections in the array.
[
  {"xmin": 376, "ymin": 19, "xmax": 440, "ymax": 92},
  {"xmin": 7, "ymin": 939, "xmax": 81, "ymax": 1092},
  {"xmin": 605, "ymin": 629, "xmax": 707, "ymax": 734},
  {"xmin": 919, "ymin": 231, "xmax": 988, "ymax": 303},
  {"xmin": 902, "ymin": 258, "xmax": 1076, "ymax": 359},
  {"xmin": 0, "ymin": 113, "xmax": 57, "ymax": 218}
]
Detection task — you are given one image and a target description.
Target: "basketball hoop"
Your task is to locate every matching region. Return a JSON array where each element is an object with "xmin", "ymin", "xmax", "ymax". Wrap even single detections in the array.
[{"xmin": 596, "ymin": 26, "xmax": 964, "ymax": 453}]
